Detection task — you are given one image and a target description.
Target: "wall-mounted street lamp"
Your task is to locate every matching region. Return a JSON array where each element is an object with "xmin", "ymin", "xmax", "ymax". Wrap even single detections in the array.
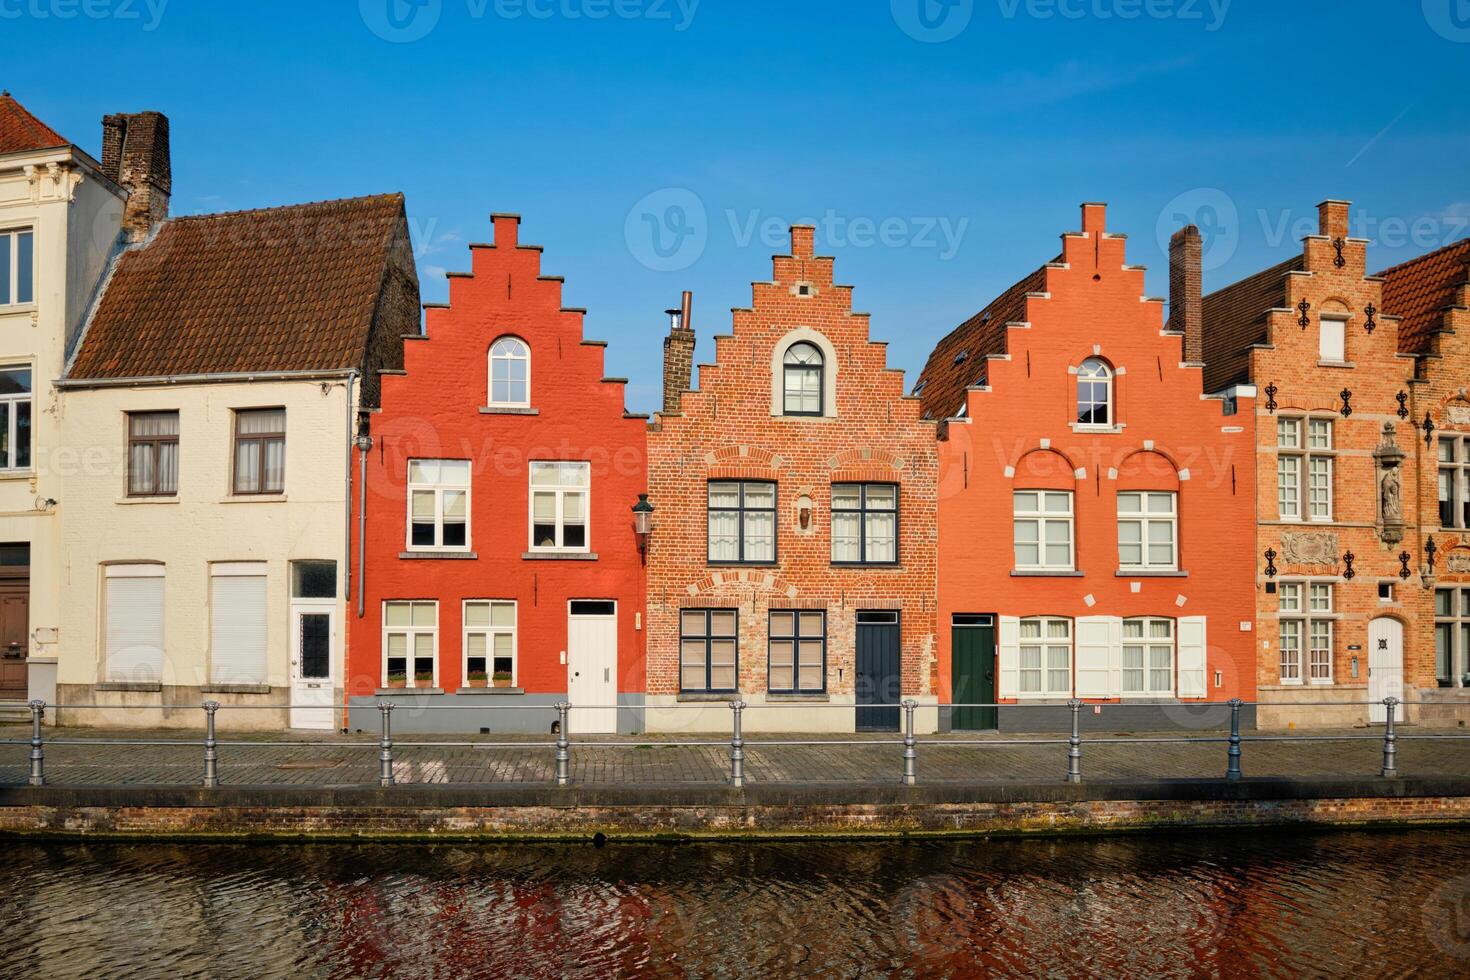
[{"xmin": 632, "ymin": 494, "xmax": 655, "ymax": 564}]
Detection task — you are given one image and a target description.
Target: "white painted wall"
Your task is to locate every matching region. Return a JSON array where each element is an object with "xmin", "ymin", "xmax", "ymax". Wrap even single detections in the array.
[{"xmin": 56, "ymin": 378, "xmax": 355, "ymax": 729}]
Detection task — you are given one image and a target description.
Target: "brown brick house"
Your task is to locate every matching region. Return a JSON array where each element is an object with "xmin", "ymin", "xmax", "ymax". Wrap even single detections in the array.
[
  {"xmin": 645, "ymin": 226, "xmax": 938, "ymax": 733},
  {"xmin": 1379, "ymin": 238, "xmax": 1470, "ymax": 724},
  {"xmin": 1197, "ymin": 201, "xmax": 1425, "ymax": 728}
]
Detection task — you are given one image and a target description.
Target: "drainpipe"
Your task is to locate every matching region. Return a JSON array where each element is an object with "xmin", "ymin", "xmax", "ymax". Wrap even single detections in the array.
[
  {"xmin": 343, "ymin": 370, "xmax": 357, "ymax": 612},
  {"xmin": 357, "ymin": 429, "xmax": 371, "ymax": 618}
]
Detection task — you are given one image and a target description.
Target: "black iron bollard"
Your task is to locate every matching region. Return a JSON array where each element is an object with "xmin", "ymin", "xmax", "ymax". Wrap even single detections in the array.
[
  {"xmin": 27, "ymin": 699, "xmax": 44, "ymax": 787},
  {"xmin": 378, "ymin": 701, "xmax": 395, "ymax": 787},
  {"xmin": 1381, "ymin": 696, "xmax": 1399, "ymax": 779},
  {"xmin": 1226, "ymin": 698, "xmax": 1243, "ymax": 781},
  {"xmin": 1066, "ymin": 699, "xmax": 1082, "ymax": 784},
  {"xmin": 202, "ymin": 701, "xmax": 220, "ymax": 788}
]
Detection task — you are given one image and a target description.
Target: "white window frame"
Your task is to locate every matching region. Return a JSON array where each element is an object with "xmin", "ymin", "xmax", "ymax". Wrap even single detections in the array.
[
  {"xmin": 1013, "ymin": 491, "xmax": 1075, "ymax": 571},
  {"xmin": 209, "ymin": 562, "xmax": 268, "ymax": 686},
  {"xmin": 0, "ymin": 363, "xmax": 32, "ymax": 472},
  {"xmin": 1435, "ymin": 588, "xmax": 1470, "ymax": 689},
  {"xmin": 1122, "ymin": 617, "xmax": 1175, "ymax": 696},
  {"xmin": 0, "ymin": 226, "xmax": 34, "ymax": 307},
  {"xmin": 102, "ymin": 563, "xmax": 166, "ymax": 684},
  {"xmin": 1019, "ymin": 616, "xmax": 1072, "ymax": 696},
  {"xmin": 382, "ymin": 600, "xmax": 438, "ymax": 689},
  {"xmin": 1117, "ymin": 491, "xmax": 1177, "ymax": 571},
  {"xmin": 488, "ymin": 335, "xmax": 530, "ymax": 408},
  {"xmin": 1276, "ymin": 417, "xmax": 1333, "ymax": 523},
  {"xmin": 1319, "ymin": 314, "xmax": 1347, "ymax": 363},
  {"xmin": 1278, "ymin": 581, "xmax": 1335, "ymax": 685},
  {"xmin": 463, "ymin": 599, "xmax": 517, "ymax": 688},
  {"xmin": 1437, "ymin": 435, "xmax": 1470, "ymax": 530},
  {"xmin": 1076, "ymin": 357, "xmax": 1114, "ymax": 428},
  {"xmin": 406, "ymin": 459, "xmax": 471, "ymax": 552},
  {"xmin": 529, "ymin": 461, "xmax": 591, "ymax": 553}
]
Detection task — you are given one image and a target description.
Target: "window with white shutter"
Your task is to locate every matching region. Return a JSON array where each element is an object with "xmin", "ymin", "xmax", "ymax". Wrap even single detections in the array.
[
  {"xmin": 104, "ymin": 564, "xmax": 165, "ymax": 683},
  {"xmin": 210, "ymin": 563, "xmax": 268, "ymax": 685}
]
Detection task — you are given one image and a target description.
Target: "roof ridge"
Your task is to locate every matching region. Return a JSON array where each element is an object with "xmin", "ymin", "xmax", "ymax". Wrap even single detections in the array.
[
  {"xmin": 167, "ymin": 192, "xmax": 404, "ymax": 223},
  {"xmin": 1372, "ymin": 236, "xmax": 1470, "ymax": 279}
]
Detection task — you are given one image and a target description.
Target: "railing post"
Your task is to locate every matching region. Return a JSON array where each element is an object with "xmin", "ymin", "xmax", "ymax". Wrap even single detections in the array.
[
  {"xmin": 1381, "ymin": 696, "xmax": 1400, "ymax": 779},
  {"xmin": 378, "ymin": 701, "xmax": 395, "ymax": 788},
  {"xmin": 555, "ymin": 702, "xmax": 571, "ymax": 787},
  {"xmin": 729, "ymin": 699, "xmax": 746, "ymax": 788},
  {"xmin": 901, "ymin": 698, "xmax": 918, "ymax": 786},
  {"xmin": 201, "ymin": 701, "xmax": 220, "ymax": 788},
  {"xmin": 27, "ymin": 699, "xmax": 44, "ymax": 787},
  {"xmin": 1226, "ymin": 698, "xmax": 1243, "ymax": 782},
  {"xmin": 1066, "ymin": 699, "xmax": 1083, "ymax": 784}
]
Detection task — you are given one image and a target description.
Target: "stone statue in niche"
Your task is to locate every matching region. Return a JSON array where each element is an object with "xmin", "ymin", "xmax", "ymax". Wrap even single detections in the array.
[
  {"xmin": 1374, "ymin": 421, "xmax": 1406, "ymax": 545},
  {"xmin": 1281, "ymin": 531, "xmax": 1339, "ymax": 566}
]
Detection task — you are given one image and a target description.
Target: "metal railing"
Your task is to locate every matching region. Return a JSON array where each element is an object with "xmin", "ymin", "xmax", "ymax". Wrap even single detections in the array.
[{"xmin": 1, "ymin": 695, "xmax": 1464, "ymax": 790}]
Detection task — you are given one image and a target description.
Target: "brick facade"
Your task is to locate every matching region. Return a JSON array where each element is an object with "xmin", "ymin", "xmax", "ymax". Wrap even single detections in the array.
[
  {"xmin": 348, "ymin": 214, "xmax": 648, "ymax": 733},
  {"xmin": 1203, "ymin": 201, "xmax": 1429, "ymax": 727},
  {"xmin": 645, "ymin": 226, "xmax": 938, "ymax": 732},
  {"xmin": 920, "ymin": 204, "xmax": 1257, "ymax": 729}
]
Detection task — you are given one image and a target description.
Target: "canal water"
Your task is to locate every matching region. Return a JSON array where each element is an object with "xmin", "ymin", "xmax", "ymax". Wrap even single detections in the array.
[{"xmin": 3, "ymin": 829, "xmax": 1469, "ymax": 977}]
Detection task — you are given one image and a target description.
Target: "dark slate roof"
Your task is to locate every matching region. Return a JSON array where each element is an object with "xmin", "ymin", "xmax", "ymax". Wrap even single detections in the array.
[
  {"xmin": 1199, "ymin": 255, "xmax": 1303, "ymax": 392},
  {"xmin": 68, "ymin": 194, "xmax": 406, "ymax": 380},
  {"xmin": 915, "ymin": 260, "xmax": 1054, "ymax": 420},
  {"xmin": 0, "ymin": 91, "xmax": 68, "ymax": 155},
  {"xmin": 1376, "ymin": 238, "xmax": 1470, "ymax": 357}
]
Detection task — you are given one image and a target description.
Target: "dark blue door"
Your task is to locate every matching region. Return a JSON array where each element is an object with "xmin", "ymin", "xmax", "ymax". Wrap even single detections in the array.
[{"xmin": 856, "ymin": 611, "xmax": 901, "ymax": 732}]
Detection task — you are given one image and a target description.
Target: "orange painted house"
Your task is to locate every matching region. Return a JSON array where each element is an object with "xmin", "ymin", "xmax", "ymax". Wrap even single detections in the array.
[
  {"xmin": 347, "ymin": 214, "xmax": 648, "ymax": 733},
  {"xmin": 915, "ymin": 203, "xmax": 1257, "ymax": 730}
]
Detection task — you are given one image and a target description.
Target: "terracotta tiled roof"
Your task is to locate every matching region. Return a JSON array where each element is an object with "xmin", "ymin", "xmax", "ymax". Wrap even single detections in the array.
[
  {"xmin": 1376, "ymin": 238, "xmax": 1470, "ymax": 356},
  {"xmin": 915, "ymin": 260, "xmax": 1054, "ymax": 420},
  {"xmin": 1199, "ymin": 255, "xmax": 1303, "ymax": 393},
  {"xmin": 69, "ymin": 194, "xmax": 407, "ymax": 380},
  {"xmin": 0, "ymin": 91, "xmax": 69, "ymax": 155}
]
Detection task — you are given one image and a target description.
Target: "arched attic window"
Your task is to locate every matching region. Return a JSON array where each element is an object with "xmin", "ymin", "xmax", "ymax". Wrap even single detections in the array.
[
  {"xmin": 489, "ymin": 336, "xmax": 530, "ymax": 408},
  {"xmin": 783, "ymin": 342, "xmax": 824, "ymax": 416},
  {"xmin": 1077, "ymin": 357, "xmax": 1113, "ymax": 427}
]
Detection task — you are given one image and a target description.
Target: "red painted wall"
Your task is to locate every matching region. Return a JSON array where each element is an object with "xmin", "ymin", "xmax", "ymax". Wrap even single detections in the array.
[
  {"xmin": 935, "ymin": 204, "xmax": 1258, "ymax": 704},
  {"xmin": 346, "ymin": 214, "xmax": 647, "ymax": 698}
]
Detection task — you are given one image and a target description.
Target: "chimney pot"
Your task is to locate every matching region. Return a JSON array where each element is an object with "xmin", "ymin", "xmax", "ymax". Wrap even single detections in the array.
[
  {"xmin": 1169, "ymin": 224, "xmax": 1204, "ymax": 365},
  {"xmin": 662, "ymin": 292, "xmax": 696, "ymax": 416}
]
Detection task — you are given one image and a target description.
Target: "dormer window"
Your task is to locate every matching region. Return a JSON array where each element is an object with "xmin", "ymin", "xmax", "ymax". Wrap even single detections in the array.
[
  {"xmin": 783, "ymin": 342, "xmax": 824, "ymax": 416},
  {"xmin": 489, "ymin": 336, "xmax": 530, "ymax": 407},
  {"xmin": 1077, "ymin": 357, "xmax": 1113, "ymax": 427}
]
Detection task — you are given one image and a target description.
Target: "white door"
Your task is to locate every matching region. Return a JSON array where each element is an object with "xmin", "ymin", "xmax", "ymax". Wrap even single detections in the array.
[
  {"xmin": 567, "ymin": 600, "xmax": 618, "ymax": 734},
  {"xmin": 1368, "ymin": 617, "xmax": 1404, "ymax": 724},
  {"xmin": 290, "ymin": 602, "xmax": 336, "ymax": 730}
]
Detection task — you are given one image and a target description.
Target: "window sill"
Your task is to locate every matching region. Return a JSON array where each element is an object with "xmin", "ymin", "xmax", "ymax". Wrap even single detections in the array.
[
  {"xmin": 200, "ymin": 684, "xmax": 272, "ymax": 695},
  {"xmin": 708, "ymin": 562, "xmax": 779, "ymax": 569},
  {"xmin": 1011, "ymin": 569, "xmax": 1083, "ymax": 577},
  {"xmin": 832, "ymin": 562, "xmax": 901, "ymax": 569},
  {"xmin": 220, "ymin": 495, "xmax": 287, "ymax": 504},
  {"xmin": 766, "ymin": 693, "xmax": 830, "ymax": 702},
  {"xmin": 1070, "ymin": 423, "xmax": 1124, "ymax": 434},
  {"xmin": 1316, "ymin": 360, "xmax": 1355, "ymax": 369},
  {"xmin": 117, "ymin": 496, "xmax": 179, "ymax": 505},
  {"xmin": 375, "ymin": 688, "xmax": 445, "ymax": 696},
  {"xmin": 0, "ymin": 469, "xmax": 35, "ymax": 482},
  {"xmin": 522, "ymin": 551, "xmax": 598, "ymax": 561},
  {"xmin": 400, "ymin": 551, "xmax": 478, "ymax": 560},
  {"xmin": 97, "ymin": 681, "xmax": 162, "ymax": 692},
  {"xmin": 1116, "ymin": 569, "xmax": 1188, "ymax": 577},
  {"xmin": 677, "ymin": 693, "xmax": 737, "ymax": 702},
  {"xmin": 453, "ymin": 687, "xmax": 526, "ymax": 696},
  {"xmin": 479, "ymin": 406, "xmax": 539, "ymax": 415},
  {"xmin": 0, "ymin": 303, "xmax": 36, "ymax": 316}
]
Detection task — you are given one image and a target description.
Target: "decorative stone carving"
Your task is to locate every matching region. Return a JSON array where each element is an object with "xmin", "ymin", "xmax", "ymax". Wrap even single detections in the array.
[
  {"xmin": 1373, "ymin": 421, "xmax": 1406, "ymax": 544},
  {"xmin": 1447, "ymin": 403, "xmax": 1470, "ymax": 426},
  {"xmin": 1448, "ymin": 552, "xmax": 1470, "ymax": 575},
  {"xmin": 1281, "ymin": 531, "xmax": 1339, "ymax": 566}
]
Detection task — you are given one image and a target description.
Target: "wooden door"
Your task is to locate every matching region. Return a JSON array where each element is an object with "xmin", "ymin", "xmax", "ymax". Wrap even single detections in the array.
[
  {"xmin": 952, "ymin": 615, "xmax": 997, "ymax": 730},
  {"xmin": 0, "ymin": 582, "xmax": 28, "ymax": 701},
  {"xmin": 856, "ymin": 611, "xmax": 901, "ymax": 732}
]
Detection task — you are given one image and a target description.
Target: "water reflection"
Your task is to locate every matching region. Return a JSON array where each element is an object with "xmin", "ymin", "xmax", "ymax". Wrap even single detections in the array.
[{"xmin": 3, "ymin": 830, "xmax": 1468, "ymax": 977}]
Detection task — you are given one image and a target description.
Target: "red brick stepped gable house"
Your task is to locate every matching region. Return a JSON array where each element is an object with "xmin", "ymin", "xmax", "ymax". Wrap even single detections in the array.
[
  {"xmin": 646, "ymin": 225, "xmax": 939, "ymax": 734},
  {"xmin": 1198, "ymin": 200, "xmax": 1422, "ymax": 729},
  {"xmin": 1377, "ymin": 237, "xmax": 1470, "ymax": 724},
  {"xmin": 348, "ymin": 214, "xmax": 648, "ymax": 734},
  {"xmin": 916, "ymin": 203, "xmax": 1257, "ymax": 732}
]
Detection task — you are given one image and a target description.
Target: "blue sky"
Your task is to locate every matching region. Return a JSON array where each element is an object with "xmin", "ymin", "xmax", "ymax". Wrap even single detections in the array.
[{"xmin": 9, "ymin": 0, "xmax": 1470, "ymax": 412}]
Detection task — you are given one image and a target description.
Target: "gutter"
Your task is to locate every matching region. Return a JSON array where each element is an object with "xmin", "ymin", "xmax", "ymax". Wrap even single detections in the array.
[{"xmin": 55, "ymin": 369, "xmax": 358, "ymax": 390}]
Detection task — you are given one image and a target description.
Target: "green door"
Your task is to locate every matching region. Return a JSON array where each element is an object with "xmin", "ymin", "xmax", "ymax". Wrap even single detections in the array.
[{"xmin": 952, "ymin": 615, "xmax": 997, "ymax": 730}]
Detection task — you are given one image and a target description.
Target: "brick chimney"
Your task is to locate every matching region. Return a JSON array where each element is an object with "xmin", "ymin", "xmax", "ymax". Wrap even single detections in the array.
[
  {"xmin": 101, "ymin": 111, "xmax": 170, "ymax": 240},
  {"xmin": 1318, "ymin": 199, "xmax": 1351, "ymax": 240},
  {"xmin": 661, "ymin": 290, "xmax": 695, "ymax": 416},
  {"xmin": 1169, "ymin": 224, "xmax": 1204, "ymax": 364}
]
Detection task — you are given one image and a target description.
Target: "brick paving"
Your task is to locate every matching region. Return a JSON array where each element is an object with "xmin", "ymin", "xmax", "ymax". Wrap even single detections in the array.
[{"xmin": 2, "ymin": 725, "xmax": 1468, "ymax": 788}]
